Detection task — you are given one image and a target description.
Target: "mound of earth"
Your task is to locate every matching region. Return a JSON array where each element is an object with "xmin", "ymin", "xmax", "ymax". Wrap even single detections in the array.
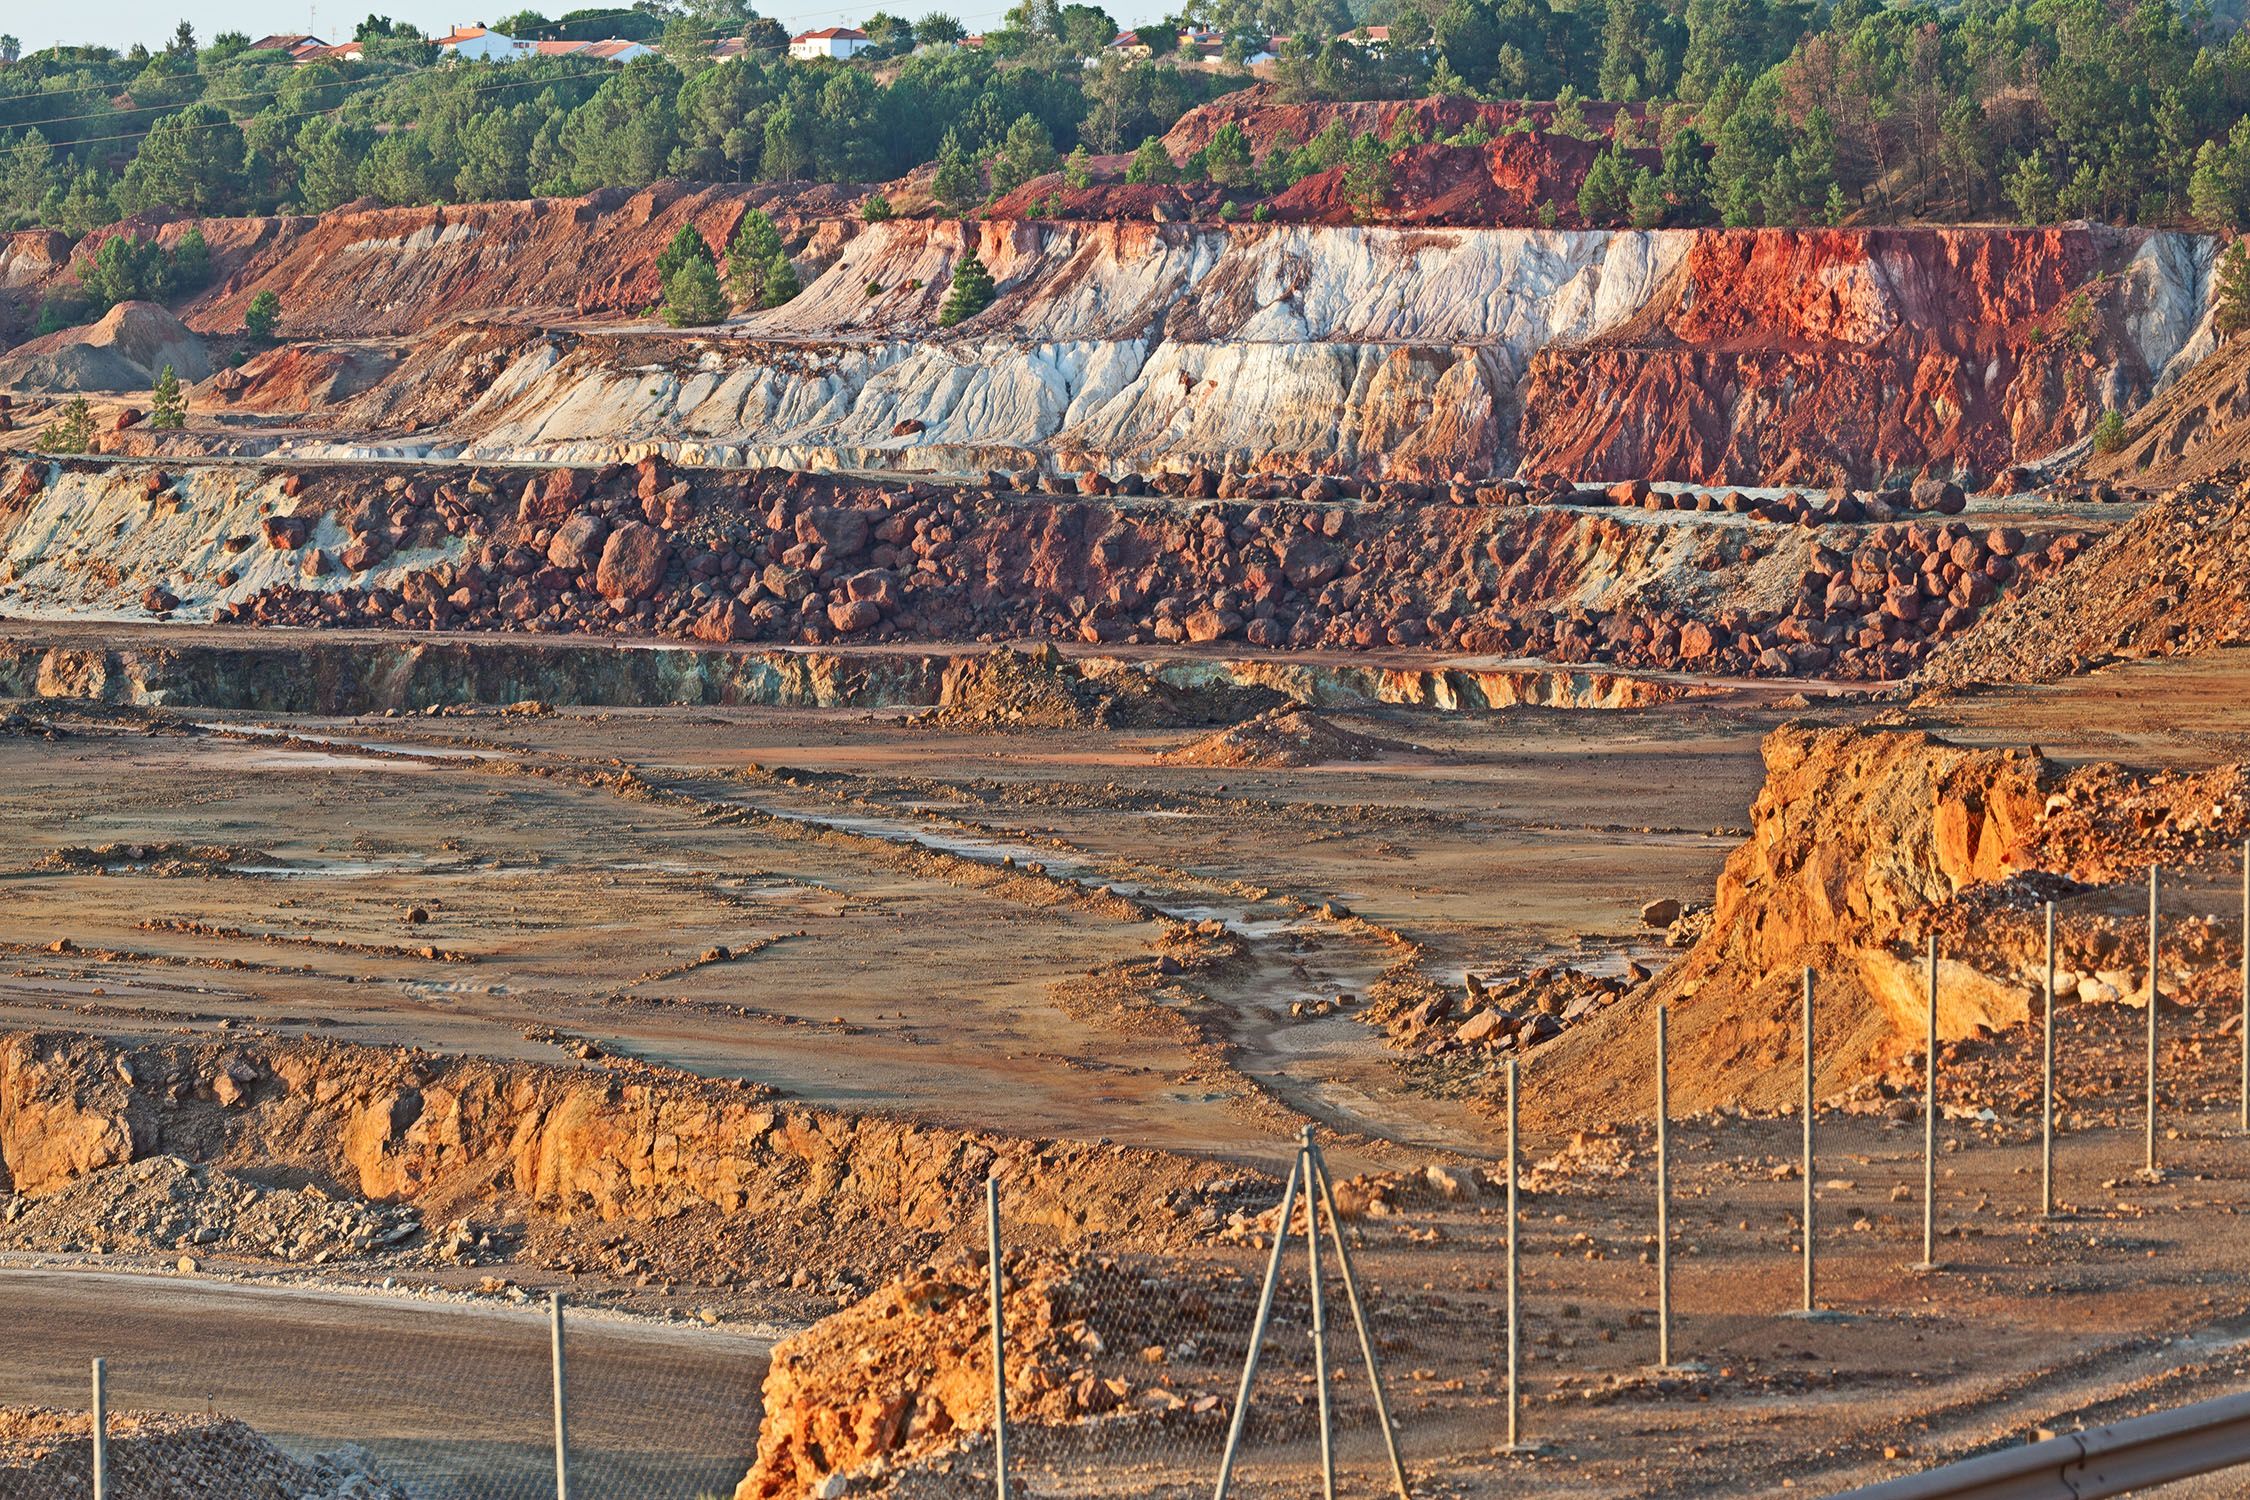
[
  {"xmin": 2082, "ymin": 328, "xmax": 2248, "ymax": 488},
  {"xmin": 735, "ymin": 1251, "xmax": 1315, "ymax": 1500},
  {"xmin": 0, "ymin": 302, "xmax": 209, "ymax": 393},
  {"xmin": 1269, "ymin": 135, "xmax": 1658, "ymax": 228},
  {"xmin": 1157, "ymin": 706, "xmax": 1411, "ymax": 767},
  {"xmin": 0, "ymin": 1404, "xmax": 406, "ymax": 1499},
  {"xmin": 193, "ymin": 343, "xmax": 399, "ymax": 416},
  {"xmin": 1919, "ymin": 480, "xmax": 2250, "ymax": 686},
  {"xmin": 37, "ymin": 842, "xmax": 271, "ymax": 876},
  {"xmin": 920, "ymin": 648, "xmax": 1285, "ymax": 731},
  {"xmin": 1521, "ymin": 722, "xmax": 2250, "ymax": 1125}
]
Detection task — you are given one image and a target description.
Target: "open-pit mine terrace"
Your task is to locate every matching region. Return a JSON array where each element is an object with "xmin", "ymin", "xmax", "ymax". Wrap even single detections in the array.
[{"xmin": 5, "ymin": 178, "xmax": 2250, "ymax": 1499}]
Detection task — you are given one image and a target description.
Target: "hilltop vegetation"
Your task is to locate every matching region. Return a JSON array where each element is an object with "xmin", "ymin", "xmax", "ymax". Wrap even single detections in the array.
[{"xmin": 4, "ymin": 0, "xmax": 2250, "ymax": 237}]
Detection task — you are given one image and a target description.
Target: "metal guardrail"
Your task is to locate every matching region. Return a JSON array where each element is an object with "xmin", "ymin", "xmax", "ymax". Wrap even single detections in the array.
[{"xmin": 1831, "ymin": 1391, "xmax": 2250, "ymax": 1500}]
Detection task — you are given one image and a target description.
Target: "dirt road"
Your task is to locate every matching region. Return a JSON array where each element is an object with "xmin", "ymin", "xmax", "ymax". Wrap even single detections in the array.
[{"xmin": 0, "ymin": 1264, "xmax": 769, "ymax": 1500}]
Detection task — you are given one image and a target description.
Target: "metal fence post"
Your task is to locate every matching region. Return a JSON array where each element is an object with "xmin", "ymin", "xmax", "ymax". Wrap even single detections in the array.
[
  {"xmin": 550, "ymin": 1293, "xmax": 570, "ymax": 1500},
  {"xmin": 1655, "ymin": 1004, "xmax": 1673, "ymax": 1368},
  {"xmin": 1301, "ymin": 1130, "xmax": 1334, "ymax": 1500},
  {"xmin": 987, "ymin": 1174, "xmax": 1010, "ymax": 1500},
  {"xmin": 1921, "ymin": 934, "xmax": 1938, "ymax": 1271},
  {"xmin": 1802, "ymin": 968, "xmax": 1816, "ymax": 1314},
  {"xmin": 2043, "ymin": 900, "xmax": 2057, "ymax": 1218},
  {"xmin": 2147, "ymin": 865, "xmax": 2160, "ymax": 1177},
  {"xmin": 1213, "ymin": 1155, "xmax": 1300, "ymax": 1500},
  {"xmin": 1306, "ymin": 1139, "xmax": 1410, "ymax": 1499},
  {"xmin": 90, "ymin": 1357, "xmax": 107, "ymax": 1500},
  {"xmin": 1506, "ymin": 1058, "xmax": 1522, "ymax": 1452}
]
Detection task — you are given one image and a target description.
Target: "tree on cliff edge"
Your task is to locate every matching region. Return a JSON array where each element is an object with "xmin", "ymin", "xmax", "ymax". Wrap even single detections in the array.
[
  {"xmin": 2217, "ymin": 242, "xmax": 2250, "ymax": 340},
  {"xmin": 939, "ymin": 250, "xmax": 995, "ymax": 327}
]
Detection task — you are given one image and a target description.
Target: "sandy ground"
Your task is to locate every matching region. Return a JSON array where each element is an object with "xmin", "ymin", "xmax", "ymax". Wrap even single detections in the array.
[
  {"xmin": 0, "ymin": 693, "xmax": 1812, "ymax": 1160},
  {"xmin": 6, "ymin": 646, "xmax": 2250, "ymax": 1496}
]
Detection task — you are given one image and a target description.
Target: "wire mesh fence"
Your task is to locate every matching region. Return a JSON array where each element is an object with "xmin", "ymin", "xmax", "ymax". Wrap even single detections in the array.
[
  {"xmin": 0, "ymin": 1280, "xmax": 766, "ymax": 1500},
  {"xmin": 2, "ymin": 854, "xmax": 2247, "ymax": 1498}
]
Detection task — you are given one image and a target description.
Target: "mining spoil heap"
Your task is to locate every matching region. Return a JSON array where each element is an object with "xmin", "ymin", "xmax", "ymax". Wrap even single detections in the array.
[{"xmin": 5, "ymin": 88, "xmax": 2250, "ymax": 1500}]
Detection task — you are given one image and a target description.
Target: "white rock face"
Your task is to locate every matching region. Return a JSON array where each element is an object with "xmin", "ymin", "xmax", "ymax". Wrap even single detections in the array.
[
  {"xmin": 0, "ymin": 463, "xmax": 458, "ymax": 621},
  {"xmin": 274, "ymin": 219, "xmax": 2224, "ymax": 479},
  {"xmin": 284, "ymin": 222, "xmax": 1694, "ymax": 476}
]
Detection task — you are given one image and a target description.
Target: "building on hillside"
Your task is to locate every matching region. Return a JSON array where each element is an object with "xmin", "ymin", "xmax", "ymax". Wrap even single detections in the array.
[
  {"xmin": 1107, "ymin": 30, "xmax": 1153, "ymax": 57},
  {"xmin": 299, "ymin": 39, "xmax": 364, "ymax": 60},
  {"xmin": 527, "ymin": 36, "xmax": 654, "ymax": 61},
  {"xmin": 1334, "ymin": 23, "xmax": 1392, "ymax": 48},
  {"xmin": 246, "ymin": 33, "xmax": 331, "ymax": 57},
  {"xmin": 788, "ymin": 25, "xmax": 871, "ymax": 59},
  {"xmin": 431, "ymin": 23, "xmax": 521, "ymax": 60}
]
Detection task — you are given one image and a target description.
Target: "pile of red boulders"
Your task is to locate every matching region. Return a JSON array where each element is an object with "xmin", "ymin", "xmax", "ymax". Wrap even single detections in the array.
[{"xmin": 210, "ymin": 459, "xmax": 2095, "ymax": 682}]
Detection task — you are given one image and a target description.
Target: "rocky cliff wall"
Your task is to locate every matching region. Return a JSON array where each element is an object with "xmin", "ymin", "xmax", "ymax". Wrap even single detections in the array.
[
  {"xmin": 11, "ymin": 201, "xmax": 2202, "ymax": 485},
  {"xmin": 1524, "ymin": 723, "xmax": 2250, "ymax": 1123},
  {"xmin": 343, "ymin": 221, "xmax": 2214, "ymax": 482},
  {"xmin": 0, "ymin": 1033, "xmax": 1231, "ymax": 1272}
]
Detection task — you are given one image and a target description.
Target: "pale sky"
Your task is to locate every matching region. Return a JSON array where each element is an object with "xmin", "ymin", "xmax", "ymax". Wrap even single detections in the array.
[{"xmin": 9, "ymin": 0, "xmax": 1160, "ymax": 53}]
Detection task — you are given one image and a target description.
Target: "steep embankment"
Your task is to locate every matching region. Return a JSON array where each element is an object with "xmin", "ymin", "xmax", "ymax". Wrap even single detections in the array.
[
  {"xmin": 1525, "ymin": 723, "xmax": 2250, "ymax": 1124},
  {"xmin": 0, "ymin": 456, "xmax": 2100, "ymax": 678},
  {"xmin": 274, "ymin": 219, "xmax": 2213, "ymax": 484},
  {"xmin": 2082, "ymin": 325, "xmax": 2250, "ymax": 487},
  {"xmin": 1918, "ymin": 479, "xmax": 2250, "ymax": 686},
  {"xmin": 4, "ymin": 195, "xmax": 2212, "ymax": 485},
  {"xmin": 0, "ymin": 1032, "xmax": 1241, "ymax": 1278}
]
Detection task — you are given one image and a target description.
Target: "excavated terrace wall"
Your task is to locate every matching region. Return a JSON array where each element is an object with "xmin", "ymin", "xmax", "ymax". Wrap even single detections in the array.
[
  {"xmin": 40, "ymin": 198, "xmax": 2210, "ymax": 484},
  {"xmin": 0, "ymin": 1032, "xmax": 1227, "ymax": 1260},
  {"xmin": 0, "ymin": 457, "xmax": 2098, "ymax": 681}
]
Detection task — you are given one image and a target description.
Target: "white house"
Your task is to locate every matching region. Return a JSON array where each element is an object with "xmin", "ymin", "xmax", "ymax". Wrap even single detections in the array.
[
  {"xmin": 789, "ymin": 25, "xmax": 872, "ymax": 59},
  {"xmin": 432, "ymin": 23, "xmax": 521, "ymax": 60}
]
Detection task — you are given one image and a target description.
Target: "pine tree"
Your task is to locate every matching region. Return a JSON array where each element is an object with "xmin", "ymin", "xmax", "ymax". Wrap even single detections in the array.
[
  {"xmin": 758, "ymin": 252, "xmax": 801, "ymax": 309},
  {"xmin": 2216, "ymin": 241, "xmax": 2250, "ymax": 339},
  {"xmin": 1126, "ymin": 137, "xmax": 1177, "ymax": 185},
  {"xmin": 1627, "ymin": 166, "xmax": 1667, "ymax": 227},
  {"xmin": 1577, "ymin": 145, "xmax": 1632, "ymax": 223},
  {"xmin": 38, "ymin": 396, "xmax": 95, "ymax": 453},
  {"xmin": 1063, "ymin": 145, "xmax": 1093, "ymax": 189},
  {"xmin": 2006, "ymin": 150, "xmax": 2057, "ymax": 225},
  {"xmin": 939, "ymin": 250, "xmax": 995, "ymax": 328},
  {"xmin": 2091, "ymin": 408, "xmax": 2127, "ymax": 455},
  {"xmin": 663, "ymin": 255, "xmax": 728, "ymax": 326},
  {"xmin": 657, "ymin": 224, "xmax": 716, "ymax": 286},
  {"xmin": 726, "ymin": 211, "xmax": 784, "ymax": 304},
  {"xmin": 931, "ymin": 130, "xmax": 980, "ymax": 208},
  {"xmin": 150, "ymin": 364, "xmax": 186, "ymax": 429},
  {"xmin": 243, "ymin": 290, "xmax": 281, "ymax": 341}
]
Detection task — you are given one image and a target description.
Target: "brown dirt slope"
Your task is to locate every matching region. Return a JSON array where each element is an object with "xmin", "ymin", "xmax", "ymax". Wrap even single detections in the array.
[
  {"xmin": 1918, "ymin": 481, "xmax": 2250, "ymax": 687},
  {"xmin": 1157, "ymin": 706, "xmax": 1410, "ymax": 767},
  {"xmin": 0, "ymin": 302, "xmax": 208, "ymax": 393},
  {"xmin": 0, "ymin": 1404, "xmax": 405, "ymax": 1499},
  {"xmin": 1521, "ymin": 722, "xmax": 2250, "ymax": 1126},
  {"xmin": 2084, "ymin": 331, "xmax": 2250, "ymax": 487},
  {"xmin": 0, "ymin": 1032, "xmax": 1244, "ymax": 1276}
]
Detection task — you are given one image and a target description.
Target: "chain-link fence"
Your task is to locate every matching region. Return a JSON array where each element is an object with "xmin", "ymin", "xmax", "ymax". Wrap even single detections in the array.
[
  {"xmin": 5, "ymin": 856, "xmax": 2249, "ymax": 1499},
  {"xmin": 0, "ymin": 1279, "xmax": 765, "ymax": 1500}
]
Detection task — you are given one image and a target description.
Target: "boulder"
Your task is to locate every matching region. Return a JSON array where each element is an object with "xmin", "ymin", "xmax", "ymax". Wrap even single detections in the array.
[
  {"xmin": 595, "ymin": 522, "xmax": 670, "ymax": 602},
  {"xmin": 547, "ymin": 513, "xmax": 608, "ymax": 571}
]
